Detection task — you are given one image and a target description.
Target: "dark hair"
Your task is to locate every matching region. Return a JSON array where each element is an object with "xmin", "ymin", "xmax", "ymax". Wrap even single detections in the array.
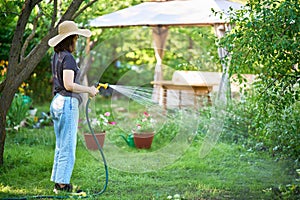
[{"xmin": 54, "ymin": 35, "xmax": 77, "ymax": 53}]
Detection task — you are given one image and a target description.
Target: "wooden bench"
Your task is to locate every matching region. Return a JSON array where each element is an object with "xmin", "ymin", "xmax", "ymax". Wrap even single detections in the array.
[{"xmin": 151, "ymin": 80, "xmax": 213, "ymax": 110}]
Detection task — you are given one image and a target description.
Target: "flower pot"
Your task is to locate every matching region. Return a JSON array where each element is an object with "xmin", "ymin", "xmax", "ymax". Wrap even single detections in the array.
[
  {"xmin": 84, "ymin": 132, "xmax": 106, "ymax": 150},
  {"xmin": 133, "ymin": 132, "xmax": 154, "ymax": 149},
  {"xmin": 29, "ymin": 108, "xmax": 37, "ymax": 116}
]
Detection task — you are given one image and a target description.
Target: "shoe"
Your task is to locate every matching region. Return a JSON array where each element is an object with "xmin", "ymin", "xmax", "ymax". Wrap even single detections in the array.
[{"xmin": 53, "ymin": 183, "xmax": 73, "ymax": 194}]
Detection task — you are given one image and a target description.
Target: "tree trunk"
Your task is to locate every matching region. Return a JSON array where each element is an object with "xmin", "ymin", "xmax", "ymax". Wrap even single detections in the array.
[{"xmin": 0, "ymin": 80, "xmax": 20, "ymax": 165}]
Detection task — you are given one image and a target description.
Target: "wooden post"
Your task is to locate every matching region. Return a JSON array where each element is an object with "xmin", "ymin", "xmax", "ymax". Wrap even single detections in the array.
[
  {"xmin": 179, "ymin": 90, "xmax": 182, "ymax": 109},
  {"xmin": 163, "ymin": 87, "xmax": 167, "ymax": 113}
]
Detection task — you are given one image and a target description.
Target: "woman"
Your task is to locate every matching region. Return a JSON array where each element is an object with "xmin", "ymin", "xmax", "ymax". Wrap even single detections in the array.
[{"xmin": 48, "ymin": 21, "xmax": 98, "ymax": 193}]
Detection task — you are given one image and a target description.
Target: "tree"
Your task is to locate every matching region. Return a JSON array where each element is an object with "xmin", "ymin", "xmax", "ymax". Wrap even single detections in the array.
[
  {"xmin": 0, "ymin": 0, "xmax": 98, "ymax": 165},
  {"xmin": 219, "ymin": 0, "xmax": 299, "ymax": 159}
]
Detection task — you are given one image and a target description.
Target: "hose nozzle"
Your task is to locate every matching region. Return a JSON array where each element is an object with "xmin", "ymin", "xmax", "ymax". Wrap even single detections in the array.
[{"xmin": 96, "ymin": 83, "xmax": 109, "ymax": 90}]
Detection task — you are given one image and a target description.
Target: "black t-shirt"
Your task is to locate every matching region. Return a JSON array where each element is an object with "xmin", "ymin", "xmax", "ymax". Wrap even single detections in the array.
[{"xmin": 51, "ymin": 50, "xmax": 82, "ymax": 105}]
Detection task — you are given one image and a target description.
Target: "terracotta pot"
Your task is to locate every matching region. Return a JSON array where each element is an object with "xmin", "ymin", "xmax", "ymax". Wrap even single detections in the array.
[
  {"xmin": 133, "ymin": 132, "xmax": 154, "ymax": 149},
  {"xmin": 84, "ymin": 132, "xmax": 106, "ymax": 150}
]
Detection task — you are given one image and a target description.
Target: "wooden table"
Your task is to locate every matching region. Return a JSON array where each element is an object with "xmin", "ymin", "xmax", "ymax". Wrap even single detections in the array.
[{"xmin": 151, "ymin": 81, "xmax": 213, "ymax": 110}]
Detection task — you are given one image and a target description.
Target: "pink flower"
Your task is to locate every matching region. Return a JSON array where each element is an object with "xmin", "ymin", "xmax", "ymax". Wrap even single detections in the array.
[
  {"xmin": 143, "ymin": 112, "xmax": 150, "ymax": 117},
  {"xmin": 104, "ymin": 112, "xmax": 110, "ymax": 117},
  {"xmin": 109, "ymin": 121, "xmax": 116, "ymax": 125}
]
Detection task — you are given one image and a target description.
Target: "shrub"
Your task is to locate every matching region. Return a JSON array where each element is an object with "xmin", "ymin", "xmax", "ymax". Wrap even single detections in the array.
[
  {"xmin": 6, "ymin": 94, "xmax": 32, "ymax": 130},
  {"xmin": 216, "ymin": 0, "xmax": 299, "ymax": 162},
  {"xmin": 221, "ymin": 90, "xmax": 300, "ymax": 162},
  {"xmin": 221, "ymin": 99, "xmax": 253, "ymax": 145}
]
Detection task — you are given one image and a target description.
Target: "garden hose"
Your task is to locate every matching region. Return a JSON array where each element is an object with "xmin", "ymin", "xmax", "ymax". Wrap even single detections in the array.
[{"xmin": 2, "ymin": 83, "xmax": 110, "ymax": 200}]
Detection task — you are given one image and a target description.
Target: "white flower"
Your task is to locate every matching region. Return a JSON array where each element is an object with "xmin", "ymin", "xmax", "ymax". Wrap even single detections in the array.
[
  {"xmin": 99, "ymin": 114, "xmax": 108, "ymax": 126},
  {"xmin": 290, "ymin": 19, "xmax": 295, "ymax": 24},
  {"xmin": 91, "ymin": 118, "xmax": 100, "ymax": 126},
  {"xmin": 173, "ymin": 194, "xmax": 180, "ymax": 199}
]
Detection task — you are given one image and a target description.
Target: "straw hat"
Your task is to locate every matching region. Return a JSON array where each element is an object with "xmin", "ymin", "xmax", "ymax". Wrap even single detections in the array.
[{"xmin": 48, "ymin": 21, "xmax": 92, "ymax": 47}]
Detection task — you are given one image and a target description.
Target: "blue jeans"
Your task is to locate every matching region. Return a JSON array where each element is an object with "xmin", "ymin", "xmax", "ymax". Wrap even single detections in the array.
[{"xmin": 50, "ymin": 94, "xmax": 79, "ymax": 184}]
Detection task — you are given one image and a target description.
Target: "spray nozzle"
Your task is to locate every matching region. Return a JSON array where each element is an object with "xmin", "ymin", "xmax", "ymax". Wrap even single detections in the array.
[{"xmin": 96, "ymin": 83, "xmax": 109, "ymax": 90}]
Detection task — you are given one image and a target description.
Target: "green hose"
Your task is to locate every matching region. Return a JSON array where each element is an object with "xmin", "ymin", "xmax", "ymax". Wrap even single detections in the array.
[{"xmin": 84, "ymin": 97, "xmax": 109, "ymax": 197}]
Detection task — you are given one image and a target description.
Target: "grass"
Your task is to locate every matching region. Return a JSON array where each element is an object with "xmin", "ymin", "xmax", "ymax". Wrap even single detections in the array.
[
  {"xmin": 0, "ymin": 125, "xmax": 298, "ymax": 200},
  {"xmin": 1, "ymin": 98, "xmax": 299, "ymax": 199}
]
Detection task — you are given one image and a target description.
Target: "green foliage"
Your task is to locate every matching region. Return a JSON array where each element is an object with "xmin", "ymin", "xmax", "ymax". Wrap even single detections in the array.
[
  {"xmin": 247, "ymin": 91, "xmax": 300, "ymax": 161},
  {"xmin": 6, "ymin": 94, "xmax": 32, "ymax": 129},
  {"xmin": 99, "ymin": 63, "xmax": 132, "ymax": 85},
  {"xmin": 271, "ymin": 184, "xmax": 300, "ymax": 199},
  {"xmin": 221, "ymin": 93, "xmax": 300, "ymax": 162},
  {"xmin": 167, "ymin": 27, "xmax": 220, "ymax": 72},
  {"xmin": 221, "ymin": 99, "xmax": 253, "ymax": 145},
  {"xmin": 220, "ymin": 0, "xmax": 299, "ymax": 71},
  {"xmin": 0, "ymin": 1, "xmax": 23, "ymax": 60},
  {"xmin": 217, "ymin": 0, "xmax": 300, "ymax": 160},
  {"xmin": 153, "ymin": 117, "xmax": 180, "ymax": 148},
  {"xmin": 220, "ymin": 0, "xmax": 299, "ymax": 95},
  {"xmin": 26, "ymin": 53, "xmax": 53, "ymax": 103}
]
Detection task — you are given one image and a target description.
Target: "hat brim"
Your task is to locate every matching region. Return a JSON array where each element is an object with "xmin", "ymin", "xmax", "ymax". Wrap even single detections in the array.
[{"xmin": 48, "ymin": 29, "xmax": 92, "ymax": 47}]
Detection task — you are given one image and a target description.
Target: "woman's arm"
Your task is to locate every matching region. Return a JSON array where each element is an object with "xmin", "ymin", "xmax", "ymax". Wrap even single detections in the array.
[{"xmin": 63, "ymin": 70, "xmax": 98, "ymax": 97}]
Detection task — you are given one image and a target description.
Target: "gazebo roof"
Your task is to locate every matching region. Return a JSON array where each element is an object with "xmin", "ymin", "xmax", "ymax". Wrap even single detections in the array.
[{"xmin": 90, "ymin": 0, "xmax": 243, "ymax": 28}]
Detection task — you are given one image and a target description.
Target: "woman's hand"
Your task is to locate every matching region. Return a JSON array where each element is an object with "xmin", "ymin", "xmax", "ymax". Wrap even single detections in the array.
[{"xmin": 88, "ymin": 86, "xmax": 99, "ymax": 97}]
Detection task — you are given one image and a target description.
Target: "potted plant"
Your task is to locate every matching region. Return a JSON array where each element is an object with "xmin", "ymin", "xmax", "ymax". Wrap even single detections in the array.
[
  {"xmin": 84, "ymin": 111, "xmax": 116, "ymax": 150},
  {"xmin": 132, "ymin": 111, "xmax": 155, "ymax": 149}
]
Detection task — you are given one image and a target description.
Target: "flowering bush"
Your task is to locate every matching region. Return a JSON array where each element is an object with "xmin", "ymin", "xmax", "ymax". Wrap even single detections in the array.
[
  {"xmin": 133, "ymin": 111, "xmax": 155, "ymax": 133},
  {"xmin": 89, "ymin": 111, "xmax": 116, "ymax": 132}
]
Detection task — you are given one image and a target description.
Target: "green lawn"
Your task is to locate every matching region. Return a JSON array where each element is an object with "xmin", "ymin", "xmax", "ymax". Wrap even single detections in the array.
[{"xmin": 0, "ymin": 125, "xmax": 298, "ymax": 199}]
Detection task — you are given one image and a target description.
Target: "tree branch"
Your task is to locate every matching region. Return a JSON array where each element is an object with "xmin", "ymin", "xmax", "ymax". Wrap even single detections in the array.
[
  {"xmin": 20, "ymin": 5, "xmax": 43, "ymax": 62},
  {"xmin": 72, "ymin": 0, "xmax": 98, "ymax": 19},
  {"xmin": 8, "ymin": 0, "xmax": 42, "ymax": 76},
  {"xmin": 60, "ymin": 0, "xmax": 84, "ymax": 22},
  {"xmin": 51, "ymin": 0, "xmax": 57, "ymax": 28}
]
